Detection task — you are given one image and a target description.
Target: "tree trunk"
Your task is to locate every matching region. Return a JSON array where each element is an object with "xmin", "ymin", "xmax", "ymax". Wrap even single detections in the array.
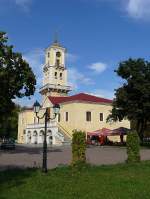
[
  {"xmin": 136, "ymin": 119, "xmax": 144, "ymax": 142},
  {"xmin": 139, "ymin": 120, "xmax": 145, "ymax": 143}
]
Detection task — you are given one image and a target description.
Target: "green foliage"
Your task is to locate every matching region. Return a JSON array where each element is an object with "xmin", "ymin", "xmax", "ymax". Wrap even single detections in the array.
[
  {"xmin": 126, "ymin": 130, "xmax": 140, "ymax": 163},
  {"xmin": 0, "ymin": 104, "xmax": 21, "ymax": 139},
  {"xmin": 0, "ymin": 31, "xmax": 36, "ymax": 137},
  {"xmin": 107, "ymin": 58, "xmax": 150, "ymax": 140},
  {"xmin": 72, "ymin": 130, "xmax": 86, "ymax": 166}
]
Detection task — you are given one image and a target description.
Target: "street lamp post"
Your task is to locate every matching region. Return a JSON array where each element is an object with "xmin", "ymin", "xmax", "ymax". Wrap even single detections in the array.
[{"xmin": 33, "ymin": 101, "xmax": 60, "ymax": 173}]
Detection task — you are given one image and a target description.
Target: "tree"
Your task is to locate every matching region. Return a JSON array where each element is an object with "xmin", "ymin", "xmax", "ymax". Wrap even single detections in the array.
[
  {"xmin": 0, "ymin": 104, "xmax": 21, "ymax": 139},
  {"xmin": 107, "ymin": 58, "xmax": 150, "ymax": 141},
  {"xmin": 0, "ymin": 31, "xmax": 36, "ymax": 137}
]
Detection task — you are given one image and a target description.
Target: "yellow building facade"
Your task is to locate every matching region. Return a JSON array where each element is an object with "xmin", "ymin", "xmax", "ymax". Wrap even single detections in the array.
[{"xmin": 18, "ymin": 39, "xmax": 130, "ymax": 145}]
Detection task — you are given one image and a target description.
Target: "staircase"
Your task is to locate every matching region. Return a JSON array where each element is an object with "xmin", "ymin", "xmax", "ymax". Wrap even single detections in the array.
[{"xmin": 57, "ymin": 123, "xmax": 72, "ymax": 145}]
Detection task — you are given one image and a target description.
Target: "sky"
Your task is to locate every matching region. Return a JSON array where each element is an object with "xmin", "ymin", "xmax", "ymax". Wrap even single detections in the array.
[{"xmin": 1, "ymin": 0, "xmax": 150, "ymax": 106}]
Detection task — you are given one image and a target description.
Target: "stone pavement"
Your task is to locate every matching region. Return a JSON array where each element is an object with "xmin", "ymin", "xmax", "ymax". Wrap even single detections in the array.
[{"xmin": 0, "ymin": 144, "xmax": 150, "ymax": 170}]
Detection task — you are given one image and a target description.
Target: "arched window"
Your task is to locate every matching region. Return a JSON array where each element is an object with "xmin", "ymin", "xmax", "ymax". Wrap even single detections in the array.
[
  {"xmin": 60, "ymin": 73, "xmax": 62, "ymax": 80},
  {"xmin": 47, "ymin": 130, "xmax": 52, "ymax": 137},
  {"xmin": 55, "ymin": 72, "xmax": 57, "ymax": 79},
  {"xmin": 47, "ymin": 130, "xmax": 53, "ymax": 145},
  {"xmin": 56, "ymin": 51, "xmax": 61, "ymax": 57},
  {"xmin": 33, "ymin": 131, "xmax": 38, "ymax": 144},
  {"xmin": 40, "ymin": 130, "xmax": 44, "ymax": 136},
  {"xmin": 48, "ymin": 52, "xmax": 50, "ymax": 58},
  {"xmin": 33, "ymin": 131, "xmax": 37, "ymax": 136},
  {"xmin": 27, "ymin": 131, "xmax": 31, "ymax": 143},
  {"xmin": 27, "ymin": 131, "xmax": 31, "ymax": 136}
]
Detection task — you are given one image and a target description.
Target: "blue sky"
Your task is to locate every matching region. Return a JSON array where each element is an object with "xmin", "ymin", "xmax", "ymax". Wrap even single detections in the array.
[{"xmin": 1, "ymin": 0, "xmax": 150, "ymax": 106}]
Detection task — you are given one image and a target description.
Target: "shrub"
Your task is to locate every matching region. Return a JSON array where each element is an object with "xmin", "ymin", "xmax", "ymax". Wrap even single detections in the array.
[
  {"xmin": 72, "ymin": 130, "xmax": 86, "ymax": 166},
  {"xmin": 126, "ymin": 130, "xmax": 140, "ymax": 163}
]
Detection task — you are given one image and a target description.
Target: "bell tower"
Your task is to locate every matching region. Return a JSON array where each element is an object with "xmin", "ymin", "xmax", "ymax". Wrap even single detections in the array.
[{"xmin": 40, "ymin": 39, "xmax": 71, "ymax": 99}]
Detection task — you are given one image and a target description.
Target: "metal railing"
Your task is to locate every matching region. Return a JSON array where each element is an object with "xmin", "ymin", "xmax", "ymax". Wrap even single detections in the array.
[
  {"xmin": 26, "ymin": 121, "xmax": 57, "ymax": 129},
  {"xmin": 57, "ymin": 123, "xmax": 72, "ymax": 139},
  {"xmin": 40, "ymin": 83, "xmax": 72, "ymax": 91}
]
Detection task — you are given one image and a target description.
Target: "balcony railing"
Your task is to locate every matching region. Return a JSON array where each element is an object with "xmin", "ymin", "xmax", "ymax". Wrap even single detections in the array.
[
  {"xmin": 26, "ymin": 121, "xmax": 57, "ymax": 129},
  {"xmin": 40, "ymin": 83, "xmax": 72, "ymax": 92}
]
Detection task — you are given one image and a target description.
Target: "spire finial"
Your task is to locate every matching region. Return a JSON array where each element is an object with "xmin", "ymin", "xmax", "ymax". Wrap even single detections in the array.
[{"xmin": 54, "ymin": 31, "xmax": 59, "ymax": 44}]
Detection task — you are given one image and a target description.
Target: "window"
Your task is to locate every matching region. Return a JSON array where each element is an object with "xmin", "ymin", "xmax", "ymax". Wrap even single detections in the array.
[
  {"xmin": 65, "ymin": 112, "xmax": 68, "ymax": 122},
  {"xmin": 33, "ymin": 131, "xmax": 38, "ymax": 136},
  {"xmin": 100, "ymin": 113, "xmax": 103, "ymax": 121},
  {"xmin": 48, "ymin": 52, "xmax": 50, "ymax": 58},
  {"xmin": 40, "ymin": 130, "xmax": 44, "ymax": 136},
  {"xmin": 58, "ymin": 113, "xmax": 61, "ymax": 122},
  {"xmin": 55, "ymin": 72, "xmax": 57, "ymax": 79},
  {"xmin": 60, "ymin": 73, "xmax": 62, "ymax": 80},
  {"xmin": 56, "ymin": 51, "xmax": 61, "ymax": 57},
  {"xmin": 86, "ymin": 111, "xmax": 91, "ymax": 122}
]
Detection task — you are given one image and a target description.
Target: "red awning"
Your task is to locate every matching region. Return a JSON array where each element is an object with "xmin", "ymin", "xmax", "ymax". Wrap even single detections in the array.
[
  {"xmin": 87, "ymin": 129, "xmax": 101, "ymax": 136},
  {"xmin": 100, "ymin": 128, "xmax": 113, "ymax": 136},
  {"xmin": 87, "ymin": 128, "xmax": 112, "ymax": 136},
  {"xmin": 87, "ymin": 127, "xmax": 130, "ymax": 137}
]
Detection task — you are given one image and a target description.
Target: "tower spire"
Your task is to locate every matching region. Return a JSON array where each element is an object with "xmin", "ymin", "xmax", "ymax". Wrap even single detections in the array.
[{"xmin": 54, "ymin": 31, "xmax": 59, "ymax": 44}]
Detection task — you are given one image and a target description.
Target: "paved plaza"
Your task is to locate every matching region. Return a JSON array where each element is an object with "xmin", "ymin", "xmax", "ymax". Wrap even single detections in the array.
[{"xmin": 1, "ymin": 145, "xmax": 150, "ymax": 170}]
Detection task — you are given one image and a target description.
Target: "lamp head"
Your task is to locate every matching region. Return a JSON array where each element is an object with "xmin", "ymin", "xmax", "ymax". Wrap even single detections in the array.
[
  {"xmin": 33, "ymin": 101, "xmax": 41, "ymax": 114},
  {"xmin": 53, "ymin": 104, "xmax": 60, "ymax": 115}
]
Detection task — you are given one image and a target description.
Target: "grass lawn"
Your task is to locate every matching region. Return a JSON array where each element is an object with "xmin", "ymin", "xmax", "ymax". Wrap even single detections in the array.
[{"xmin": 1, "ymin": 162, "xmax": 150, "ymax": 199}]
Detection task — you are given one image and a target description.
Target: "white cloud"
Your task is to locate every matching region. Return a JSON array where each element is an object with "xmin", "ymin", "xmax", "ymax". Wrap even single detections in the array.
[
  {"xmin": 68, "ymin": 68, "xmax": 94, "ymax": 90},
  {"xmin": 126, "ymin": 0, "xmax": 150, "ymax": 19},
  {"xmin": 15, "ymin": 0, "xmax": 32, "ymax": 10},
  {"xmin": 88, "ymin": 0, "xmax": 150, "ymax": 20},
  {"xmin": 23, "ymin": 48, "xmax": 44, "ymax": 88},
  {"xmin": 66, "ymin": 53, "xmax": 78, "ymax": 63},
  {"xmin": 88, "ymin": 62, "xmax": 107, "ymax": 73},
  {"xmin": 0, "ymin": 0, "xmax": 32, "ymax": 11},
  {"xmin": 89, "ymin": 89, "xmax": 114, "ymax": 99},
  {"xmin": 0, "ymin": 0, "xmax": 33, "ymax": 12}
]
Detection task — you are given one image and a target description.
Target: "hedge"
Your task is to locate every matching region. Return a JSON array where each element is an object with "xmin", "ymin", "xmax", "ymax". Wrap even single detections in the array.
[
  {"xmin": 126, "ymin": 130, "xmax": 140, "ymax": 163},
  {"xmin": 72, "ymin": 130, "xmax": 86, "ymax": 165}
]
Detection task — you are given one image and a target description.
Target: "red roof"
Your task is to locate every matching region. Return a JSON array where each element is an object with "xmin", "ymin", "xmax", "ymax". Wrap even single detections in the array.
[{"xmin": 48, "ymin": 93, "xmax": 112, "ymax": 105}]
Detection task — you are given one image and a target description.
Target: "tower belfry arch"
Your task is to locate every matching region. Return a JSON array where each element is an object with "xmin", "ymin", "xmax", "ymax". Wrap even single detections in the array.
[{"xmin": 39, "ymin": 38, "xmax": 71, "ymax": 100}]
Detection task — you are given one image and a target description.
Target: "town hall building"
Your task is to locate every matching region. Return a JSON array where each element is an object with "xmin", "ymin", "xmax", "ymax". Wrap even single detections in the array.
[{"xmin": 18, "ymin": 39, "xmax": 130, "ymax": 145}]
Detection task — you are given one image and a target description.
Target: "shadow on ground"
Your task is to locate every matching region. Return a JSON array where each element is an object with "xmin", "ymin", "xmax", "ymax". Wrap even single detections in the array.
[
  {"xmin": 0, "ymin": 168, "xmax": 36, "ymax": 196},
  {"xmin": 0, "ymin": 145, "xmax": 62, "ymax": 155}
]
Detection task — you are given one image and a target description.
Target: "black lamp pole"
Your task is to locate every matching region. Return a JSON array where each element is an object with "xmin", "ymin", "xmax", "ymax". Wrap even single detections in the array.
[
  {"xmin": 34, "ymin": 102, "xmax": 60, "ymax": 173},
  {"xmin": 43, "ymin": 108, "xmax": 48, "ymax": 173}
]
